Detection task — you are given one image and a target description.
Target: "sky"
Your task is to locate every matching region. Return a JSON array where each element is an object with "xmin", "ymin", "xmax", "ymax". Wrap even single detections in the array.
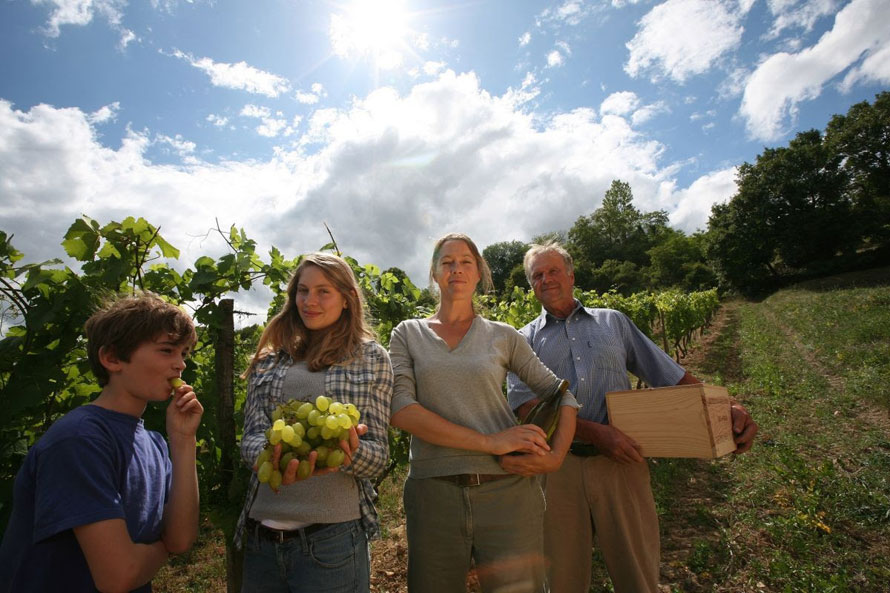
[{"xmin": 1, "ymin": 0, "xmax": 889, "ymax": 315}]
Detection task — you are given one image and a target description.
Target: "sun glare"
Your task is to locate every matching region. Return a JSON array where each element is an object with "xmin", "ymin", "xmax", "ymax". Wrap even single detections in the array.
[{"xmin": 330, "ymin": 0, "xmax": 412, "ymax": 69}]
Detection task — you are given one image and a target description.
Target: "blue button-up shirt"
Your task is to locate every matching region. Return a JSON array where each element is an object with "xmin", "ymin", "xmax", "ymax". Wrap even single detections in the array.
[{"xmin": 508, "ymin": 300, "xmax": 685, "ymax": 424}]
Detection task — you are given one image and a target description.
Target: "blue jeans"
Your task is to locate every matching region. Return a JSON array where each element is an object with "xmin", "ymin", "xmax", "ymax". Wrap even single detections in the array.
[{"xmin": 241, "ymin": 520, "xmax": 370, "ymax": 593}]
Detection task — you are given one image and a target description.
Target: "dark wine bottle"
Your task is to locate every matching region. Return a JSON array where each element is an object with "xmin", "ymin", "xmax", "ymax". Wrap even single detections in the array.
[{"xmin": 521, "ymin": 379, "xmax": 569, "ymax": 441}]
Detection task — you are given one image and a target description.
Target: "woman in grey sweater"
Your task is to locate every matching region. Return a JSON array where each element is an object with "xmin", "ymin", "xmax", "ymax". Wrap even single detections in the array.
[{"xmin": 389, "ymin": 233, "xmax": 579, "ymax": 593}]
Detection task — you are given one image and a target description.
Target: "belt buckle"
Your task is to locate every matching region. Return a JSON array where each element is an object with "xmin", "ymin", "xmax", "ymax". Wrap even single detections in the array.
[{"xmin": 466, "ymin": 474, "xmax": 481, "ymax": 487}]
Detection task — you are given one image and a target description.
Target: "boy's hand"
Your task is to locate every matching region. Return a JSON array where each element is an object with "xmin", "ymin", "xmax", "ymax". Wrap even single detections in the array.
[{"xmin": 166, "ymin": 381, "xmax": 203, "ymax": 441}]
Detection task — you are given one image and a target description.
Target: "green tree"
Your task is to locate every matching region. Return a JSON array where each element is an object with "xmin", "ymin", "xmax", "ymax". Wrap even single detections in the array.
[
  {"xmin": 482, "ymin": 240, "xmax": 529, "ymax": 296},
  {"xmin": 648, "ymin": 231, "xmax": 716, "ymax": 291},
  {"xmin": 825, "ymin": 91, "xmax": 890, "ymax": 245},
  {"xmin": 706, "ymin": 130, "xmax": 854, "ymax": 293},
  {"xmin": 567, "ymin": 180, "xmax": 671, "ymax": 290}
]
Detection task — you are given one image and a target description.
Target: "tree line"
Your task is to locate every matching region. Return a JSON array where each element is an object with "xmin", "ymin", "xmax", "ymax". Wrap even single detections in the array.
[{"xmin": 484, "ymin": 91, "xmax": 890, "ymax": 298}]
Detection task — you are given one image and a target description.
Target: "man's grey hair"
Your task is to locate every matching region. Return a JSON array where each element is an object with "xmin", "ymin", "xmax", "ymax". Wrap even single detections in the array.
[{"xmin": 523, "ymin": 242, "xmax": 574, "ymax": 285}]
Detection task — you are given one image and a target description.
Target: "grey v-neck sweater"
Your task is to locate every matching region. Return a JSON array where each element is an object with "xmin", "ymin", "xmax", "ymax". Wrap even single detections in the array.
[{"xmin": 389, "ymin": 316, "xmax": 577, "ymax": 479}]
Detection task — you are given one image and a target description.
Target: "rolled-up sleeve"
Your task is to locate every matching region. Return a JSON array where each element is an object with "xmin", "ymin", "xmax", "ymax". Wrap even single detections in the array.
[{"xmin": 344, "ymin": 343, "xmax": 393, "ymax": 480}]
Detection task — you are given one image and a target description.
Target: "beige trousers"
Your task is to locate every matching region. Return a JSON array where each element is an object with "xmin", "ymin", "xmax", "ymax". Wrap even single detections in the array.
[{"xmin": 543, "ymin": 454, "xmax": 660, "ymax": 593}]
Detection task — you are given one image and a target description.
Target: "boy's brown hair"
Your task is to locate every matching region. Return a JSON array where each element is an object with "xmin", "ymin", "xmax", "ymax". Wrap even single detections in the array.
[{"xmin": 85, "ymin": 292, "xmax": 197, "ymax": 386}]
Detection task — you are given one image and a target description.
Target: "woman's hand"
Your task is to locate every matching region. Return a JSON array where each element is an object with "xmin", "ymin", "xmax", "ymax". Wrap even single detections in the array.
[
  {"xmin": 484, "ymin": 424, "xmax": 551, "ymax": 456},
  {"xmin": 337, "ymin": 424, "xmax": 369, "ymax": 466}
]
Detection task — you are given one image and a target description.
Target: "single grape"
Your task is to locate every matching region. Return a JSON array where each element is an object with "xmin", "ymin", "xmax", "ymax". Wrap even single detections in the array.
[
  {"xmin": 272, "ymin": 419, "xmax": 286, "ymax": 431},
  {"xmin": 337, "ymin": 413, "xmax": 352, "ymax": 429},
  {"xmin": 255, "ymin": 447, "xmax": 272, "ymax": 468},
  {"xmin": 315, "ymin": 395, "xmax": 331, "ymax": 412},
  {"xmin": 279, "ymin": 452, "xmax": 295, "ymax": 473},
  {"xmin": 257, "ymin": 461, "xmax": 273, "ymax": 483},
  {"xmin": 329, "ymin": 402, "xmax": 344, "ymax": 415},
  {"xmin": 296, "ymin": 402, "xmax": 313, "ymax": 419},
  {"xmin": 169, "ymin": 377, "xmax": 185, "ymax": 389},
  {"xmin": 324, "ymin": 415, "xmax": 340, "ymax": 430},
  {"xmin": 315, "ymin": 445, "xmax": 330, "ymax": 463},
  {"xmin": 269, "ymin": 470, "xmax": 283, "ymax": 491},
  {"xmin": 297, "ymin": 459, "xmax": 312, "ymax": 480},
  {"xmin": 292, "ymin": 422, "xmax": 306, "ymax": 438},
  {"xmin": 281, "ymin": 425, "xmax": 295, "ymax": 443},
  {"xmin": 268, "ymin": 429, "xmax": 282, "ymax": 445},
  {"xmin": 326, "ymin": 449, "xmax": 346, "ymax": 468},
  {"xmin": 307, "ymin": 409, "xmax": 321, "ymax": 426}
]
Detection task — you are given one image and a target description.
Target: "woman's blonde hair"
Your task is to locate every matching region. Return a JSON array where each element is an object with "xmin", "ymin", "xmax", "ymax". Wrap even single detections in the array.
[
  {"xmin": 246, "ymin": 253, "xmax": 373, "ymax": 374},
  {"xmin": 428, "ymin": 233, "xmax": 494, "ymax": 296}
]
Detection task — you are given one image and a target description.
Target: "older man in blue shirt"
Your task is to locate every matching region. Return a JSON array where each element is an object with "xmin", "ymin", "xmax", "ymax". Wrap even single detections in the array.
[{"xmin": 503, "ymin": 242, "xmax": 757, "ymax": 593}]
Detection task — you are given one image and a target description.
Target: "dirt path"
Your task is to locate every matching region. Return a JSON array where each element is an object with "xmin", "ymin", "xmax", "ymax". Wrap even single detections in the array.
[{"xmin": 654, "ymin": 302, "xmax": 744, "ymax": 592}]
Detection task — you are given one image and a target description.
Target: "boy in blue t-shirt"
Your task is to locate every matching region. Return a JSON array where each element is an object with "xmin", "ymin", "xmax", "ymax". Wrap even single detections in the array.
[{"xmin": 0, "ymin": 293, "xmax": 204, "ymax": 592}]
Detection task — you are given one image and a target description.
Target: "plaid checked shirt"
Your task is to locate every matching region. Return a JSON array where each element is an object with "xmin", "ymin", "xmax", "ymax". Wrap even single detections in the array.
[{"xmin": 234, "ymin": 340, "xmax": 393, "ymax": 548}]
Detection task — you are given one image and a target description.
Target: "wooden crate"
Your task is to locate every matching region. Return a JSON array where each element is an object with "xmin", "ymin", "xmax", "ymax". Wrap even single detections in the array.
[{"xmin": 605, "ymin": 384, "xmax": 737, "ymax": 458}]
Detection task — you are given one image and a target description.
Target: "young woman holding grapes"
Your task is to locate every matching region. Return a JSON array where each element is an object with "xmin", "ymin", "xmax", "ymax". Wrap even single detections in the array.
[
  {"xmin": 236, "ymin": 253, "xmax": 393, "ymax": 593},
  {"xmin": 388, "ymin": 233, "xmax": 579, "ymax": 593}
]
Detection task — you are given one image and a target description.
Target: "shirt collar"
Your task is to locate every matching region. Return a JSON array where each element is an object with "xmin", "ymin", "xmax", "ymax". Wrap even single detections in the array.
[{"xmin": 539, "ymin": 299, "xmax": 587, "ymax": 327}]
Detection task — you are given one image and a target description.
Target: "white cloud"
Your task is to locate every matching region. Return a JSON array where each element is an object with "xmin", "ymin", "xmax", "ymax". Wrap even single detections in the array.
[
  {"xmin": 668, "ymin": 167, "xmax": 738, "ymax": 232},
  {"xmin": 156, "ymin": 133, "xmax": 196, "ymax": 158},
  {"xmin": 34, "ymin": 0, "xmax": 127, "ymax": 37},
  {"xmin": 89, "ymin": 102, "xmax": 120, "ymax": 124},
  {"xmin": 631, "ymin": 101, "xmax": 668, "ymax": 126},
  {"xmin": 600, "ymin": 92, "xmax": 666, "ymax": 126},
  {"xmin": 519, "ymin": 32, "xmax": 531, "ymax": 46},
  {"xmin": 240, "ymin": 104, "xmax": 296, "ymax": 138},
  {"xmin": 538, "ymin": 1, "xmax": 596, "ymax": 26},
  {"xmin": 0, "ymin": 72, "xmax": 719, "ymax": 289},
  {"xmin": 295, "ymin": 84, "xmax": 326, "ymax": 105},
  {"xmin": 719, "ymin": 67, "xmax": 750, "ymax": 99},
  {"xmin": 206, "ymin": 113, "xmax": 229, "ymax": 127},
  {"xmin": 423, "ymin": 61, "xmax": 446, "ymax": 76},
  {"xmin": 118, "ymin": 28, "xmax": 136, "ymax": 50},
  {"xmin": 765, "ymin": 0, "xmax": 838, "ymax": 39},
  {"xmin": 839, "ymin": 36, "xmax": 890, "ymax": 91},
  {"xmin": 600, "ymin": 91, "xmax": 639, "ymax": 116},
  {"xmin": 625, "ymin": 0, "xmax": 744, "ymax": 83},
  {"xmin": 546, "ymin": 50, "xmax": 564, "ymax": 68},
  {"xmin": 169, "ymin": 49, "xmax": 290, "ymax": 97},
  {"xmin": 689, "ymin": 109, "xmax": 717, "ymax": 122},
  {"xmin": 739, "ymin": 0, "xmax": 890, "ymax": 141}
]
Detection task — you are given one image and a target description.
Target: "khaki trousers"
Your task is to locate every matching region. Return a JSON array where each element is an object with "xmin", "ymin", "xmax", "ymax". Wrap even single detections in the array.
[
  {"xmin": 403, "ymin": 475, "xmax": 547, "ymax": 593},
  {"xmin": 543, "ymin": 454, "xmax": 659, "ymax": 593}
]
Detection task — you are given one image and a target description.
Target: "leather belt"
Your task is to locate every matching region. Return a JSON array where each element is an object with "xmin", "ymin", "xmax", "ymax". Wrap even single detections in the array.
[
  {"xmin": 433, "ymin": 473, "xmax": 513, "ymax": 487},
  {"xmin": 569, "ymin": 442, "xmax": 601, "ymax": 457},
  {"xmin": 247, "ymin": 519, "xmax": 329, "ymax": 543}
]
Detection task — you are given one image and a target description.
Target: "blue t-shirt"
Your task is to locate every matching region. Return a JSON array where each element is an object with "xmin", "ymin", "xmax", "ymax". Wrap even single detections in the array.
[{"xmin": 0, "ymin": 405, "xmax": 172, "ymax": 593}]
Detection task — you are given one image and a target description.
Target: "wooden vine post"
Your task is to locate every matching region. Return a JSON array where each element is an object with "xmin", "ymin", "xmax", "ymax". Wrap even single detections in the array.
[{"xmin": 214, "ymin": 298, "xmax": 241, "ymax": 592}]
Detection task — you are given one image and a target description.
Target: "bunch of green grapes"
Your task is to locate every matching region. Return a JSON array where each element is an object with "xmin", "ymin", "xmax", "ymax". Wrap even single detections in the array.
[{"xmin": 255, "ymin": 395, "xmax": 361, "ymax": 491}]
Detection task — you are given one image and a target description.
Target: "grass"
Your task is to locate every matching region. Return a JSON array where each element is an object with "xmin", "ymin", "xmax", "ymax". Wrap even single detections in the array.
[{"xmin": 157, "ymin": 267, "xmax": 890, "ymax": 592}]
